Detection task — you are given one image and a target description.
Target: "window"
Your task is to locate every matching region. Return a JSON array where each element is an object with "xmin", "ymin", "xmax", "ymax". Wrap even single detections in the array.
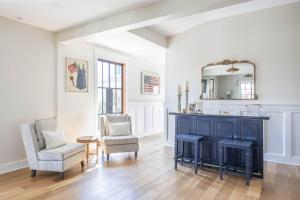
[
  {"xmin": 98, "ymin": 59, "xmax": 124, "ymax": 115},
  {"xmin": 240, "ymin": 81, "xmax": 254, "ymax": 99}
]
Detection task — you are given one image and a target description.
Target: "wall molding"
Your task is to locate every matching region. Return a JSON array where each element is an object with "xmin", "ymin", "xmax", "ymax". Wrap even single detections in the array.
[
  {"xmin": 128, "ymin": 101, "xmax": 164, "ymax": 137},
  {"xmin": 0, "ymin": 159, "xmax": 28, "ymax": 175}
]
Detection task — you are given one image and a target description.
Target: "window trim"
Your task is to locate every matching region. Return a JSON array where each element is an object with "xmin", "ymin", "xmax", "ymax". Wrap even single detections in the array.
[
  {"xmin": 97, "ymin": 59, "xmax": 126, "ymax": 115},
  {"xmin": 240, "ymin": 81, "xmax": 255, "ymax": 99}
]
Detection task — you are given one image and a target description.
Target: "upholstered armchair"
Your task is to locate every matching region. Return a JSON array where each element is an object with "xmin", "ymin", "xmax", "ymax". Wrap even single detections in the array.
[
  {"xmin": 21, "ymin": 121, "xmax": 86, "ymax": 179},
  {"xmin": 99, "ymin": 115, "xmax": 139, "ymax": 161}
]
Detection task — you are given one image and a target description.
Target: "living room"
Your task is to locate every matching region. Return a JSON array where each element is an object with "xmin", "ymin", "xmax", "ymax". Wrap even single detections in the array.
[{"xmin": 1, "ymin": 0, "xmax": 300, "ymax": 199}]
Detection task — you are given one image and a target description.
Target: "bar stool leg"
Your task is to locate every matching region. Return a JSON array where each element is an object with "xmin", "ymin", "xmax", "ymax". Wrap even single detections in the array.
[
  {"xmin": 224, "ymin": 147, "xmax": 227, "ymax": 170},
  {"xmin": 174, "ymin": 139, "xmax": 178, "ymax": 170},
  {"xmin": 245, "ymin": 150, "xmax": 250, "ymax": 186},
  {"xmin": 250, "ymin": 151, "xmax": 253, "ymax": 180},
  {"xmin": 219, "ymin": 145, "xmax": 223, "ymax": 180},
  {"xmin": 194, "ymin": 142, "xmax": 198, "ymax": 174},
  {"xmin": 201, "ymin": 140, "xmax": 204, "ymax": 168},
  {"xmin": 181, "ymin": 141, "xmax": 184, "ymax": 166}
]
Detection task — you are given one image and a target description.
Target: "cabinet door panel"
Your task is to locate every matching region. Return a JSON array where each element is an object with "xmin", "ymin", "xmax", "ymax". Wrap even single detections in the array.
[
  {"xmin": 196, "ymin": 117, "xmax": 214, "ymax": 136},
  {"xmin": 240, "ymin": 119, "xmax": 262, "ymax": 142},
  {"xmin": 176, "ymin": 116, "xmax": 192, "ymax": 134},
  {"xmin": 215, "ymin": 117, "xmax": 239, "ymax": 164},
  {"xmin": 216, "ymin": 117, "xmax": 238, "ymax": 139}
]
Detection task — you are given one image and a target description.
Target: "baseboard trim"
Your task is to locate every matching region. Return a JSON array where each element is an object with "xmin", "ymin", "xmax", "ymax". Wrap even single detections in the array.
[
  {"xmin": 264, "ymin": 153, "xmax": 300, "ymax": 166},
  {"xmin": 139, "ymin": 132, "xmax": 163, "ymax": 142},
  {"xmin": 0, "ymin": 159, "xmax": 28, "ymax": 175}
]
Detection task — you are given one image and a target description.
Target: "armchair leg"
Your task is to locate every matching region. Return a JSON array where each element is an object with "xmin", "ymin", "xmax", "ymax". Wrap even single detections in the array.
[
  {"xmin": 31, "ymin": 170, "xmax": 36, "ymax": 177},
  {"xmin": 107, "ymin": 154, "xmax": 110, "ymax": 161},
  {"xmin": 81, "ymin": 161, "xmax": 84, "ymax": 167},
  {"xmin": 135, "ymin": 151, "xmax": 138, "ymax": 159},
  {"xmin": 59, "ymin": 172, "xmax": 64, "ymax": 180}
]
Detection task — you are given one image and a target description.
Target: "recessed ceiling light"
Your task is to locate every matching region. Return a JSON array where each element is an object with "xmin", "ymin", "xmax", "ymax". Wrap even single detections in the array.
[
  {"xmin": 52, "ymin": 2, "xmax": 62, "ymax": 8},
  {"xmin": 15, "ymin": 16, "xmax": 22, "ymax": 21}
]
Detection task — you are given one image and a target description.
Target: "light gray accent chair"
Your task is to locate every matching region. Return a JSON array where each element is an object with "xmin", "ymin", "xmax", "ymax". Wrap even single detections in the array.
[
  {"xmin": 100, "ymin": 115, "xmax": 139, "ymax": 161},
  {"xmin": 21, "ymin": 121, "xmax": 86, "ymax": 179}
]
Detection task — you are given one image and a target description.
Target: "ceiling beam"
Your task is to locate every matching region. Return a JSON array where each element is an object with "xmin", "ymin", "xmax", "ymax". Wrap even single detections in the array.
[
  {"xmin": 129, "ymin": 28, "xmax": 167, "ymax": 48},
  {"xmin": 56, "ymin": 0, "xmax": 251, "ymax": 43}
]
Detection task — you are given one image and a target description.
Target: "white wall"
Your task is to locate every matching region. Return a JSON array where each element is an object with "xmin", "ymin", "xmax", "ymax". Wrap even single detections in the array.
[
  {"xmin": 0, "ymin": 17, "xmax": 56, "ymax": 172},
  {"xmin": 57, "ymin": 42, "xmax": 96, "ymax": 142},
  {"xmin": 165, "ymin": 3, "xmax": 300, "ymax": 165},
  {"xmin": 127, "ymin": 58, "xmax": 164, "ymax": 102},
  {"xmin": 165, "ymin": 2, "xmax": 300, "ymax": 104},
  {"xmin": 57, "ymin": 42, "xmax": 164, "ymax": 142}
]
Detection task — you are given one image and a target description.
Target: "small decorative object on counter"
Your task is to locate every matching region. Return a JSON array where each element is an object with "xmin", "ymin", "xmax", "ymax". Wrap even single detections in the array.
[
  {"xmin": 184, "ymin": 81, "xmax": 189, "ymax": 111},
  {"xmin": 177, "ymin": 85, "xmax": 182, "ymax": 112},
  {"xmin": 195, "ymin": 101, "xmax": 203, "ymax": 113},
  {"xmin": 246, "ymin": 104, "xmax": 261, "ymax": 116},
  {"xmin": 189, "ymin": 103, "xmax": 196, "ymax": 113}
]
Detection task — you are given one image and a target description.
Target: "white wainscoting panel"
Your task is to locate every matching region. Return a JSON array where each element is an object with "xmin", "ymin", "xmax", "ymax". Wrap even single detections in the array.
[
  {"xmin": 292, "ymin": 112, "xmax": 300, "ymax": 157},
  {"xmin": 165, "ymin": 101, "xmax": 300, "ymax": 166},
  {"xmin": 264, "ymin": 112, "xmax": 285, "ymax": 155},
  {"xmin": 128, "ymin": 101, "xmax": 164, "ymax": 137}
]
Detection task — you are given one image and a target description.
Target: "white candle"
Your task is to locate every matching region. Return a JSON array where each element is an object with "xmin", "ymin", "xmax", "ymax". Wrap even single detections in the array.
[
  {"xmin": 177, "ymin": 85, "xmax": 182, "ymax": 95},
  {"xmin": 184, "ymin": 81, "xmax": 189, "ymax": 92}
]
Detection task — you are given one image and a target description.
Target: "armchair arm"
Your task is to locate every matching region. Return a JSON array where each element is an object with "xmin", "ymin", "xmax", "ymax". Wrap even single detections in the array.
[
  {"xmin": 99, "ymin": 116, "xmax": 107, "ymax": 139},
  {"xmin": 20, "ymin": 123, "xmax": 40, "ymax": 170}
]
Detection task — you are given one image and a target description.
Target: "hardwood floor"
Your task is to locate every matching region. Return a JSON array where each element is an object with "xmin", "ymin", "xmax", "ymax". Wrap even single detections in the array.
[{"xmin": 1, "ymin": 136, "xmax": 300, "ymax": 200}]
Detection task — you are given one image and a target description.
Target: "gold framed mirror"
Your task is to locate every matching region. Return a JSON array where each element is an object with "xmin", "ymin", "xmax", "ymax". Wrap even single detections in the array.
[{"xmin": 201, "ymin": 59, "xmax": 258, "ymax": 100}]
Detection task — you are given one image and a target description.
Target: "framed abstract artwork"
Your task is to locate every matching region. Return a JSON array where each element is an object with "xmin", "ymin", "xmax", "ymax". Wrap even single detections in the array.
[
  {"xmin": 141, "ymin": 71, "xmax": 160, "ymax": 95},
  {"xmin": 66, "ymin": 57, "xmax": 88, "ymax": 92}
]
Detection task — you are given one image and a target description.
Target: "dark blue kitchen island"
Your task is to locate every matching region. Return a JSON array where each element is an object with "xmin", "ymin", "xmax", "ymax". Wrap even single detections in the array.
[{"xmin": 169, "ymin": 112, "xmax": 270, "ymax": 178}]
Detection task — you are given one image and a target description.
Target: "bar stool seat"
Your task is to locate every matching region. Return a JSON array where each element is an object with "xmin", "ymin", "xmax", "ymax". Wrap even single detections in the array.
[
  {"xmin": 175, "ymin": 134, "xmax": 204, "ymax": 174},
  {"xmin": 218, "ymin": 139, "xmax": 253, "ymax": 186}
]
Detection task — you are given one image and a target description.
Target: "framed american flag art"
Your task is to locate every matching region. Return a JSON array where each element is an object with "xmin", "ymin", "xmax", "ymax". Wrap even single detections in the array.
[{"xmin": 141, "ymin": 71, "xmax": 160, "ymax": 95}]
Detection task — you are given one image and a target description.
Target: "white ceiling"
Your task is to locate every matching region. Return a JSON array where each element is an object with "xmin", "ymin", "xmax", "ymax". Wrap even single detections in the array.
[
  {"xmin": 149, "ymin": 0, "xmax": 300, "ymax": 37},
  {"xmin": 0, "ymin": 0, "xmax": 161, "ymax": 31},
  {"xmin": 86, "ymin": 31, "xmax": 166, "ymax": 65}
]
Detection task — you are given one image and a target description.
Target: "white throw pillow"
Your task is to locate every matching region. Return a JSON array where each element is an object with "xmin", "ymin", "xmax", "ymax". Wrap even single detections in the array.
[
  {"xmin": 108, "ymin": 122, "xmax": 131, "ymax": 136},
  {"xmin": 35, "ymin": 118, "xmax": 57, "ymax": 150},
  {"xmin": 42, "ymin": 129, "xmax": 66, "ymax": 149}
]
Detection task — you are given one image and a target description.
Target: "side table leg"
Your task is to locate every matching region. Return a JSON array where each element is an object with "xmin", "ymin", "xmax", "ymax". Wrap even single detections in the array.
[
  {"xmin": 96, "ymin": 142, "xmax": 99, "ymax": 164},
  {"xmin": 86, "ymin": 143, "xmax": 89, "ymax": 163}
]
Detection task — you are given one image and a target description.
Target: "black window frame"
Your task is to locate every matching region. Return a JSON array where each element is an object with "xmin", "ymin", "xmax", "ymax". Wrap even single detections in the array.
[{"xmin": 97, "ymin": 59, "xmax": 124, "ymax": 115}]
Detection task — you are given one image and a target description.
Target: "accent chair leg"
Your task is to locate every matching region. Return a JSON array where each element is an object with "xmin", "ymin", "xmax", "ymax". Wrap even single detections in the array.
[
  {"xmin": 59, "ymin": 172, "xmax": 64, "ymax": 180},
  {"xmin": 81, "ymin": 161, "xmax": 84, "ymax": 167},
  {"xmin": 135, "ymin": 151, "xmax": 138, "ymax": 159},
  {"xmin": 31, "ymin": 170, "xmax": 36, "ymax": 177},
  {"xmin": 107, "ymin": 153, "xmax": 110, "ymax": 161}
]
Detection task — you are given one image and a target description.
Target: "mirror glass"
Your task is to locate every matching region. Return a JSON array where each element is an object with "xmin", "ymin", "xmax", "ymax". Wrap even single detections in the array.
[{"xmin": 202, "ymin": 60, "xmax": 257, "ymax": 100}]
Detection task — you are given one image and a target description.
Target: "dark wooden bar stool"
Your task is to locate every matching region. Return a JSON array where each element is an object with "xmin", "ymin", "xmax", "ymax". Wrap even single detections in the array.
[
  {"xmin": 218, "ymin": 139, "xmax": 253, "ymax": 186},
  {"xmin": 175, "ymin": 134, "xmax": 204, "ymax": 174}
]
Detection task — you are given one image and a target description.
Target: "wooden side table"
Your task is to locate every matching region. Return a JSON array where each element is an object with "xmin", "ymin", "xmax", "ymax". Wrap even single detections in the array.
[{"xmin": 77, "ymin": 136, "xmax": 99, "ymax": 163}]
